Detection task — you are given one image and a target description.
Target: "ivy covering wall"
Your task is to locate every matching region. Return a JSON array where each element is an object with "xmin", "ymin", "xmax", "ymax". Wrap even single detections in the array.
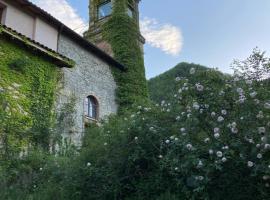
[
  {"xmin": 102, "ymin": 0, "xmax": 149, "ymax": 111},
  {"xmin": 0, "ymin": 37, "xmax": 59, "ymax": 154}
]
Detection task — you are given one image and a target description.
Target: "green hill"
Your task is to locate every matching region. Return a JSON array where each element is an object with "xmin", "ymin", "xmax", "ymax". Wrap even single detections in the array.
[{"xmin": 148, "ymin": 62, "xmax": 209, "ymax": 103}]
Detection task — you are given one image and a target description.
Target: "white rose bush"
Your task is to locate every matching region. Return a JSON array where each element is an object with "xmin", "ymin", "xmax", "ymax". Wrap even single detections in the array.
[
  {"xmin": 1, "ymin": 49, "xmax": 270, "ymax": 200},
  {"xmin": 61, "ymin": 49, "xmax": 270, "ymax": 199}
]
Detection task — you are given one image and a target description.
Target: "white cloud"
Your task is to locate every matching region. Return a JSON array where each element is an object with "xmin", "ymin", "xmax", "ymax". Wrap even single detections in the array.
[
  {"xmin": 29, "ymin": 1, "xmax": 182, "ymax": 55},
  {"xmin": 30, "ymin": 0, "xmax": 88, "ymax": 34},
  {"xmin": 140, "ymin": 17, "xmax": 183, "ymax": 56}
]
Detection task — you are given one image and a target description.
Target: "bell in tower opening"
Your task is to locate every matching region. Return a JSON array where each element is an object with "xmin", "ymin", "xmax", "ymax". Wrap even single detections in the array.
[{"xmin": 84, "ymin": 0, "xmax": 145, "ymax": 57}]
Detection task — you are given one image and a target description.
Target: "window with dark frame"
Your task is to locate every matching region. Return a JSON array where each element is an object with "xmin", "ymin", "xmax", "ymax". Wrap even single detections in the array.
[
  {"xmin": 84, "ymin": 96, "xmax": 98, "ymax": 120},
  {"xmin": 97, "ymin": 1, "xmax": 112, "ymax": 20},
  {"xmin": 0, "ymin": 5, "xmax": 5, "ymax": 24},
  {"xmin": 127, "ymin": 6, "xmax": 134, "ymax": 18}
]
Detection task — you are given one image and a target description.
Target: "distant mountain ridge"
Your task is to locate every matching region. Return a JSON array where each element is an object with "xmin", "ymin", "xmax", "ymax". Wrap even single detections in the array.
[{"xmin": 148, "ymin": 62, "xmax": 209, "ymax": 103}]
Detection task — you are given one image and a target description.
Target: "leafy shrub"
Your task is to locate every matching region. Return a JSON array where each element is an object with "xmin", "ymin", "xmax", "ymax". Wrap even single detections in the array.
[
  {"xmin": 1, "ymin": 49, "xmax": 270, "ymax": 200},
  {"xmin": 66, "ymin": 49, "xmax": 270, "ymax": 199}
]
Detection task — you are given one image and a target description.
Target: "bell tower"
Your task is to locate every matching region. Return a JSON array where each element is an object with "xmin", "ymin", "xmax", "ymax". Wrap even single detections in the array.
[{"xmin": 84, "ymin": 0, "xmax": 145, "ymax": 57}]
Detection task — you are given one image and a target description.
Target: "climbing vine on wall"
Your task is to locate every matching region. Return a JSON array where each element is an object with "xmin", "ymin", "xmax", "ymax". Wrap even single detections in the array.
[
  {"xmin": 102, "ymin": 0, "xmax": 149, "ymax": 112},
  {"xmin": 0, "ymin": 37, "xmax": 59, "ymax": 152}
]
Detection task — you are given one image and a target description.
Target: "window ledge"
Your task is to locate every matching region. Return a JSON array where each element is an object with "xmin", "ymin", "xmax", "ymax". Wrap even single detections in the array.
[{"xmin": 84, "ymin": 116, "xmax": 98, "ymax": 126}]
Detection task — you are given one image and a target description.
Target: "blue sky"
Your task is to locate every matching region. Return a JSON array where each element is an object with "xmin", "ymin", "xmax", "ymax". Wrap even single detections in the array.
[{"xmin": 32, "ymin": 0, "xmax": 270, "ymax": 79}]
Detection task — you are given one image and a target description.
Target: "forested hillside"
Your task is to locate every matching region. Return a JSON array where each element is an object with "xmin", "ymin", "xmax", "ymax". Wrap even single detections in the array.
[{"xmin": 148, "ymin": 62, "xmax": 209, "ymax": 103}]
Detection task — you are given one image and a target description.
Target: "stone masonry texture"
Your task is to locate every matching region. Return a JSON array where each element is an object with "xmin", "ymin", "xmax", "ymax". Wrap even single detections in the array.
[{"xmin": 56, "ymin": 33, "xmax": 118, "ymax": 146}]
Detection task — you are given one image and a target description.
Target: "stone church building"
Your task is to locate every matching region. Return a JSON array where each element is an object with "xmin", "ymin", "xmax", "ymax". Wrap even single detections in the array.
[{"xmin": 0, "ymin": 0, "xmax": 144, "ymax": 146}]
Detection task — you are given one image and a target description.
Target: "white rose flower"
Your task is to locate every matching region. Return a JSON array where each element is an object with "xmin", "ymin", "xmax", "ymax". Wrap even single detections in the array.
[
  {"xmin": 87, "ymin": 162, "xmax": 91, "ymax": 167},
  {"xmin": 214, "ymin": 133, "xmax": 220, "ymax": 139},
  {"xmin": 222, "ymin": 157, "xmax": 227, "ymax": 162},
  {"xmin": 221, "ymin": 110, "xmax": 227, "ymax": 115},
  {"xmin": 158, "ymin": 155, "xmax": 163, "ymax": 159},
  {"xmin": 204, "ymin": 138, "xmax": 210, "ymax": 143},
  {"xmin": 134, "ymin": 137, "xmax": 138, "ymax": 140},
  {"xmin": 197, "ymin": 160, "xmax": 203, "ymax": 168},
  {"xmin": 231, "ymin": 122, "xmax": 237, "ymax": 128},
  {"xmin": 256, "ymin": 144, "xmax": 261, "ymax": 148},
  {"xmin": 216, "ymin": 151, "xmax": 223, "ymax": 158},
  {"xmin": 261, "ymin": 137, "xmax": 267, "ymax": 142},
  {"xmin": 236, "ymin": 88, "xmax": 244, "ymax": 94},
  {"xmin": 238, "ymin": 95, "xmax": 246, "ymax": 104},
  {"xmin": 209, "ymin": 149, "xmax": 214, "ymax": 155},
  {"xmin": 190, "ymin": 68, "xmax": 196, "ymax": 74},
  {"xmin": 222, "ymin": 146, "xmax": 229, "ymax": 150},
  {"xmin": 197, "ymin": 176, "xmax": 204, "ymax": 181},
  {"xmin": 193, "ymin": 102, "xmax": 200, "ymax": 110},
  {"xmin": 231, "ymin": 127, "xmax": 238, "ymax": 134},
  {"xmin": 247, "ymin": 161, "xmax": 254, "ymax": 168},
  {"xmin": 175, "ymin": 137, "xmax": 179, "ymax": 141},
  {"xmin": 195, "ymin": 83, "xmax": 204, "ymax": 92},
  {"xmin": 257, "ymin": 153, "xmax": 263, "ymax": 159},
  {"xmin": 258, "ymin": 127, "xmax": 266, "ymax": 134},
  {"xmin": 211, "ymin": 112, "xmax": 216, "ymax": 117},
  {"xmin": 180, "ymin": 128, "xmax": 186, "ymax": 132},
  {"xmin": 219, "ymin": 90, "xmax": 225, "ymax": 96},
  {"xmin": 254, "ymin": 99, "xmax": 260, "ymax": 105},
  {"xmin": 250, "ymin": 91, "xmax": 257, "ymax": 98},
  {"xmin": 214, "ymin": 128, "xmax": 220, "ymax": 133},
  {"xmin": 264, "ymin": 102, "xmax": 270, "ymax": 109},
  {"xmin": 175, "ymin": 167, "xmax": 179, "ymax": 171},
  {"xmin": 186, "ymin": 144, "xmax": 193, "ymax": 150},
  {"xmin": 175, "ymin": 77, "xmax": 181, "ymax": 82},
  {"xmin": 217, "ymin": 116, "xmax": 224, "ymax": 122},
  {"xmin": 248, "ymin": 139, "xmax": 254, "ymax": 144},
  {"xmin": 165, "ymin": 139, "xmax": 170, "ymax": 144},
  {"xmin": 257, "ymin": 111, "xmax": 264, "ymax": 119}
]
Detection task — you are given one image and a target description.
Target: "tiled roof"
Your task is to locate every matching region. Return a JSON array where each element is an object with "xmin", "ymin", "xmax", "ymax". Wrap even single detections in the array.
[
  {"xmin": 5, "ymin": 0, "xmax": 125, "ymax": 70},
  {"xmin": 0, "ymin": 24, "xmax": 75, "ymax": 68}
]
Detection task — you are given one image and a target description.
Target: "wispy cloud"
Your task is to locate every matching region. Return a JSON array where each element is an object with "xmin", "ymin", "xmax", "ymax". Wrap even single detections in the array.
[
  {"xmin": 140, "ymin": 17, "xmax": 183, "ymax": 56},
  {"xmin": 30, "ymin": 0, "xmax": 88, "ymax": 34}
]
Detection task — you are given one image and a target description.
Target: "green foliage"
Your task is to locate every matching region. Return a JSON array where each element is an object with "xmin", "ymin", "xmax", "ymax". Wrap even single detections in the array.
[
  {"xmin": 8, "ymin": 57, "xmax": 31, "ymax": 73},
  {"xmin": 0, "ymin": 37, "xmax": 59, "ymax": 152},
  {"xmin": 102, "ymin": 0, "xmax": 149, "ymax": 112},
  {"xmin": 1, "ymin": 47, "xmax": 270, "ymax": 200}
]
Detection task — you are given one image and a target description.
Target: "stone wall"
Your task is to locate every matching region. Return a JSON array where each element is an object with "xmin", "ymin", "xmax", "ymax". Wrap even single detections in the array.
[{"xmin": 57, "ymin": 34, "xmax": 118, "ymax": 146}]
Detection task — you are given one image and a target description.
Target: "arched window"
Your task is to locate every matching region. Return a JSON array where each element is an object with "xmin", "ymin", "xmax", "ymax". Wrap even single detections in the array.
[{"xmin": 84, "ymin": 96, "xmax": 98, "ymax": 120}]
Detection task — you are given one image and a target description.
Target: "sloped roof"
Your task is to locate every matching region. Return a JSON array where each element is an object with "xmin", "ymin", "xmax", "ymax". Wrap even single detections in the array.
[
  {"xmin": 6, "ymin": 0, "xmax": 125, "ymax": 70},
  {"xmin": 0, "ymin": 24, "xmax": 75, "ymax": 68}
]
